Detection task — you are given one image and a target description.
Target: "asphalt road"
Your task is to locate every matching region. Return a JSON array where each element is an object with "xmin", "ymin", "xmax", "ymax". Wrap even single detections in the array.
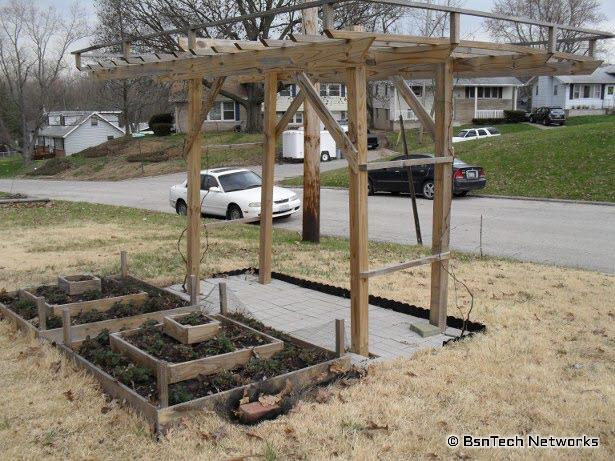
[{"xmin": 1, "ymin": 165, "xmax": 613, "ymax": 273}]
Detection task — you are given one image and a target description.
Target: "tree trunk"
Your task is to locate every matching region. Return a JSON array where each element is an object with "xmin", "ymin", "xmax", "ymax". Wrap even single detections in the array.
[
  {"xmin": 122, "ymin": 81, "xmax": 131, "ymax": 136},
  {"xmin": 20, "ymin": 92, "xmax": 31, "ymax": 164},
  {"xmin": 243, "ymin": 83, "xmax": 264, "ymax": 133}
]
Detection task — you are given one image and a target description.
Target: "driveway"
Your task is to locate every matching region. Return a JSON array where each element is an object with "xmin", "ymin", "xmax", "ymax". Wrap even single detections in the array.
[{"xmin": 1, "ymin": 169, "xmax": 613, "ymax": 273}]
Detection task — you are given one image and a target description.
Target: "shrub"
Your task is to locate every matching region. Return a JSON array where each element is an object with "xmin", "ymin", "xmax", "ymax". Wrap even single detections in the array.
[
  {"xmin": 27, "ymin": 158, "xmax": 71, "ymax": 176},
  {"xmin": 126, "ymin": 150, "xmax": 170, "ymax": 163},
  {"xmin": 504, "ymin": 110, "xmax": 526, "ymax": 123},
  {"xmin": 471, "ymin": 118, "xmax": 506, "ymax": 125},
  {"xmin": 149, "ymin": 113, "xmax": 174, "ymax": 136}
]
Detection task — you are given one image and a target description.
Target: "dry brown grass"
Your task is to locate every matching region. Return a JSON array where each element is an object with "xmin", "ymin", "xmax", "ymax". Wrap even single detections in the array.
[{"xmin": 0, "ymin": 201, "xmax": 613, "ymax": 460}]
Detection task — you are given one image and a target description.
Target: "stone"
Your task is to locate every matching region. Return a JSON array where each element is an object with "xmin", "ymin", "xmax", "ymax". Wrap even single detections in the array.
[
  {"xmin": 238, "ymin": 401, "xmax": 281, "ymax": 424},
  {"xmin": 409, "ymin": 322, "xmax": 441, "ymax": 338}
]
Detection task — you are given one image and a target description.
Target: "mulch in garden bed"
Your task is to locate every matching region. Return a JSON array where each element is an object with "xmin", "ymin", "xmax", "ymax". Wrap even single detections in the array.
[
  {"xmin": 78, "ymin": 316, "xmax": 334, "ymax": 406},
  {"xmin": 0, "ymin": 289, "xmax": 62, "ymax": 328}
]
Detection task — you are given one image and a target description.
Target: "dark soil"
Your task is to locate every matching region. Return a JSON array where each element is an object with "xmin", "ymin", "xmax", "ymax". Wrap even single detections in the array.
[
  {"xmin": 125, "ymin": 319, "xmax": 268, "ymax": 363},
  {"xmin": 176, "ymin": 312, "xmax": 212, "ymax": 326},
  {"xmin": 65, "ymin": 274, "xmax": 96, "ymax": 282},
  {"xmin": 34, "ymin": 277, "xmax": 140, "ymax": 305},
  {"xmin": 78, "ymin": 318, "xmax": 334, "ymax": 406},
  {"xmin": 0, "ymin": 289, "xmax": 62, "ymax": 328}
]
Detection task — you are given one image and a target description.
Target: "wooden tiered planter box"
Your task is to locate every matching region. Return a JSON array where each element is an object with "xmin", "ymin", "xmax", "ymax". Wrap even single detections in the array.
[
  {"xmin": 110, "ymin": 314, "xmax": 284, "ymax": 384},
  {"xmin": 57, "ymin": 274, "xmax": 101, "ymax": 296},
  {"xmin": 163, "ymin": 312, "xmax": 220, "ymax": 344}
]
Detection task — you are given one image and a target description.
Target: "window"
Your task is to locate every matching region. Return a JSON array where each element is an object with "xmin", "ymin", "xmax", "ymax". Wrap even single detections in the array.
[
  {"xmin": 553, "ymin": 85, "xmax": 558, "ymax": 96},
  {"xmin": 200, "ymin": 174, "xmax": 219, "ymax": 191},
  {"xmin": 218, "ymin": 171, "xmax": 261, "ymax": 192},
  {"xmin": 466, "ymin": 130, "xmax": 477, "ymax": 137},
  {"xmin": 608, "ymin": 86, "xmax": 614, "ymax": 96},
  {"xmin": 593, "ymin": 85, "xmax": 601, "ymax": 98},
  {"xmin": 91, "ymin": 116, "xmax": 98, "ymax": 126},
  {"xmin": 487, "ymin": 127, "xmax": 500, "ymax": 135},
  {"xmin": 411, "ymin": 86, "xmax": 422, "ymax": 97},
  {"xmin": 465, "ymin": 87, "xmax": 475, "ymax": 98},
  {"xmin": 60, "ymin": 115, "xmax": 66, "ymax": 126},
  {"xmin": 573, "ymin": 85, "xmax": 580, "ymax": 99},
  {"xmin": 294, "ymin": 111, "xmax": 303, "ymax": 124},
  {"xmin": 279, "ymin": 84, "xmax": 295, "ymax": 97},
  {"xmin": 477, "ymin": 129, "xmax": 488, "ymax": 136},
  {"xmin": 53, "ymin": 137, "xmax": 64, "ymax": 150},
  {"xmin": 107, "ymin": 136, "xmax": 114, "ymax": 141},
  {"xmin": 583, "ymin": 85, "xmax": 590, "ymax": 98},
  {"xmin": 328, "ymin": 84, "xmax": 341, "ymax": 96},
  {"xmin": 476, "ymin": 86, "xmax": 503, "ymax": 99},
  {"xmin": 319, "ymin": 83, "xmax": 344, "ymax": 97},
  {"xmin": 208, "ymin": 101, "xmax": 236, "ymax": 121},
  {"xmin": 535, "ymin": 85, "xmax": 539, "ymax": 96}
]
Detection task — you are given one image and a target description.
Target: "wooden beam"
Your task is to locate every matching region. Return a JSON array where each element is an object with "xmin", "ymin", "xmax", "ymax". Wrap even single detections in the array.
[
  {"xmin": 346, "ymin": 64, "xmax": 369, "ymax": 357},
  {"xmin": 359, "ymin": 155, "xmax": 453, "ymax": 171},
  {"xmin": 391, "ymin": 75, "xmax": 435, "ymax": 138},
  {"xmin": 302, "ymin": 0, "xmax": 321, "ymax": 244},
  {"xmin": 361, "ymin": 252, "xmax": 450, "ymax": 279},
  {"xmin": 186, "ymin": 78, "xmax": 203, "ymax": 283},
  {"xmin": 296, "ymin": 72, "xmax": 359, "ymax": 172},
  {"xmin": 258, "ymin": 72, "xmax": 278, "ymax": 284},
  {"xmin": 430, "ymin": 59, "xmax": 454, "ymax": 331},
  {"xmin": 449, "ymin": 12, "xmax": 460, "ymax": 45},
  {"xmin": 275, "ymin": 91, "xmax": 306, "ymax": 137}
]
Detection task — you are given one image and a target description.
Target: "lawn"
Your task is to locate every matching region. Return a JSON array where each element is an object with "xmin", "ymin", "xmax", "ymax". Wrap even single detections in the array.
[
  {"xmin": 283, "ymin": 116, "xmax": 615, "ymax": 202},
  {"xmin": 0, "ymin": 131, "xmax": 266, "ymax": 181},
  {"xmin": 0, "ymin": 201, "xmax": 613, "ymax": 459}
]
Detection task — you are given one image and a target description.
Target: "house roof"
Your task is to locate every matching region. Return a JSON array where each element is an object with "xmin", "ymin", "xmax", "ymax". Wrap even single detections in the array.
[
  {"xmin": 38, "ymin": 112, "xmax": 124, "ymax": 138},
  {"xmin": 555, "ymin": 66, "xmax": 615, "ymax": 84}
]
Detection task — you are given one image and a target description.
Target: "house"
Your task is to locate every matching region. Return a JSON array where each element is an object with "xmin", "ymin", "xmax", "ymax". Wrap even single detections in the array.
[
  {"xmin": 171, "ymin": 82, "xmax": 347, "ymax": 133},
  {"xmin": 34, "ymin": 110, "xmax": 125, "ymax": 157},
  {"xmin": 530, "ymin": 65, "xmax": 615, "ymax": 115},
  {"xmin": 372, "ymin": 77, "xmax": 523, "ymax": 130}
]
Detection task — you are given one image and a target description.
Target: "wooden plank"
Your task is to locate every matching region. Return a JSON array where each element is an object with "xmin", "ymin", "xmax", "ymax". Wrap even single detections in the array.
[
  {"xmin": 50, "ymin": 291, "xmax": 149, "ymax": 317},
  {"xmin": 203, "ymin": 216, "xmax": 260, "ymax": 229},
  {"xmin": 548, "ymin": 26, "xmax": 557, "ymax": 53},
  {"xmin": 450, "ymin": 12, "xmax": 460, "ymax": 45},
  {"xmin": 259, "ymin": 72, "xmax": 278, "ymax": 285},
  {"xmin": 391, "ymin": 75, "xmax": 435, "ymax": 138},
  {"xmin": 275, "ymin": 91, "xmax": 306, "ymax": 138},
  {"xmin": 295, "ymin": 72, "xmax": 359, "ymax": 172},
  {"xmin": 186, "ymin": 78, "xmax": 203, "ymax": 285},
  {"xmin": 57, "ymin": 275, "xmax": 101, "ymax": 296},
  {"xmin": 158, "ymin": 364, "xmax": 170, "ymax": 408},
  {"xmin": 361, "ymin": 252, "xmax": 450, "ymax": 279},
  {"xmin": 359, "ymin": 156, "xmax": 453, "ymax": 171},
  {"xmin": 163, "ymin": 313, "xmax": 220, "ymax": 344},
  {"xmin": 346, "ymin": 64, "xmax": 369, "ymax": 357},
  {"xmin": 0, "ymin": 299, "xmax": 40, "ymax": 338},
  {"xmin": 62, "ymin": 308, "xmax": 72, "ymax": 346},
  {"xmin": 37, "ymin": 298, "xmax": 47, "ymax": 331},
  {"xmin": 110, "ymin": 330, "xmax": 161, "ymax": 371},
  {"xmin": 430, "ymin": 59, "xmax": 454, "ymax": 331}
]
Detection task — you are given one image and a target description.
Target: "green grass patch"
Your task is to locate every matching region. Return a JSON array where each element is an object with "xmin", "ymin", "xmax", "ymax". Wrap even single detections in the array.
[
  {"xmin": 282, "ymin": 119, "xmax": 614, "ymax": 202},
  {"xmin": 0, "ymin": 157, "xmax": 25, "ymax": 178}
]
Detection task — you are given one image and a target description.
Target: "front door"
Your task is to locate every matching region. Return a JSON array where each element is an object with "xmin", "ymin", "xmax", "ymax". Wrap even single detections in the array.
[{"xmin": 605, "ymin": 85, "xmax": 615, "ymax": 108}]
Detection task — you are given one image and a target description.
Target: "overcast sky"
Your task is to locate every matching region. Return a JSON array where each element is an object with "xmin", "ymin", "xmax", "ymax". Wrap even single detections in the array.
[{"xmin": 18, "ymin": 0, "xmax": 615, "ymax": 61}]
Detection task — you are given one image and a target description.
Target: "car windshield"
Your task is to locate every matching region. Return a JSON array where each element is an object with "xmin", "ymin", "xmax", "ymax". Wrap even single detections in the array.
[
  {"xmin": 550, "ymin": 108, "xmax": 565, "ymax": 115},
  {"xmin": 218, "ymin": 171, "xmax": 261, "ymax": 192},
  {"xmin": 456, "ymin": 130, "xmax": 469, "ymax": 137},
  {"xmin": 453, "ymin": 159, "xmax": 468, "ymax": 167}
]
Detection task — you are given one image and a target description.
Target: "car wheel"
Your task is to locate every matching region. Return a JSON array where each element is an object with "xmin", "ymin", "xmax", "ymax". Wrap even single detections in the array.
[
  {"xmin": 453, "ymin": 191, "xmax": 468, "ymax": 197},
  {"xmin": 320, "ymin": 151, "xmax": 330, "ymax": 162},
  {"xmin": 227, "ymin": 204, "xmax": 243, "ymax": 220},
  {"xmin": 368, "ymin": 179, "xmax": 375, "ymax": 196},
  {"xmin": 543, "ymin": 118, "xmax": 548, "ymax": 126},
  {"xmin": 422, "ymin": 180, "xmax": 435, "ymax": 200},
  {"xmin": 176, "ymin": 200, "xmax": 187, "ymax": 216}
]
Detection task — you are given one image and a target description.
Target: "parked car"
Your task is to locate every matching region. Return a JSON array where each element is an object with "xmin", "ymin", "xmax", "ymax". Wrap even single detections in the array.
[
  {"xmin": 169, "ymin": 167, "xmax": 301, "ymax": 219},
  {"xmin": 528, "ymin": 106, "xmax": 566, "ymax": 126},
  {"xmin": 367, "ymin": 154, "xmax": 486, "ymax": 199},
  {"xmin": 339, "ymin": 121, "xmax": 379, "ymax": 150},
  {"xmin": 452, "ymin": 126, "xmax": 501, "ymax": 143}
]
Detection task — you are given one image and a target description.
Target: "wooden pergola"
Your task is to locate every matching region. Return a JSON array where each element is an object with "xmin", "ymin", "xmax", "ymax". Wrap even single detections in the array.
[{"xmin": 73, "ymin": 0, "xmax": 611, "ymax": 356}]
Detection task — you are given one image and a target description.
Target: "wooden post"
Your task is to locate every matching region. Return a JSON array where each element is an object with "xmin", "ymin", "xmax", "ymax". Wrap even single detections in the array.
[
  {"xmin": 335, "ymin": 318, "xmax": 345, "ymax": 357},
  {"xmin": 398, "ymin": 115, "xmax": 422, "ymax": 245},
  {"xmin": 588, "ymin": 39, "xmax": 596, "ymax": 57},
  {"xmin": 189, "ymin": 274, "xmax": 198, "ymax": 305},
  {"xmin": 37, "ymin": 298, "xmax": 47, "ymax": 331},
  {"xmin": 547, "ymin": 26, "xmax": 557, "ymax": 53},
  {"xmin": 258, "ymin": 72, "xmax": 277, "ymax": 284},
  {"xmin": 347, "ymin": 64, "xmax": 369, "ymax": 356},
  {"xmin": 449, "ymin": 12, "xmax": 460, "ymax": 45},
  {"xmin": 122, "ymin": 41, "xmax": 131, "ymax": 61},
  {"xmin": 322, "ymin": 2, "xmax": 334, "ymax": 30},
  {"xmin": 186, "ymin": 78, "xmax": 203, "ymax": 283},
  {"xmin": 158, "ymin": 363, "xmax": 169, "ymax": 408},
  {"xmin": 120, "ymin": 250, "xmax": 128, "ymax": 278},
  {"xmin": 302, "ymin": 1, "xmax": 321, "ymax": 244},
  {"xmin": 62, "ymin": 308, "xmax": 72, "ymax": 347},
  {"xmin": 218, "ymin": 282, "xmax": 228, "ymax": 315},
  {"xmin": 430, "ymin": 59, "xmax": 454, "ymax": 331}
]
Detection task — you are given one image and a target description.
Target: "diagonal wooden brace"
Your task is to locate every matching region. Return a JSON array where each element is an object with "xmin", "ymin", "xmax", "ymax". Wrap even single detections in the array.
[
  {"xmin": 391, "ymin": 75, "xmax": 435, "ymax": 139},
  {"xmin": 295, "ymin": 72, "xmax": 359, "ymax": 173}
]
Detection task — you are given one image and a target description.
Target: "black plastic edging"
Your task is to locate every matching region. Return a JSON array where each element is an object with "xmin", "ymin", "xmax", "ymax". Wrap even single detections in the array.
[{"xmin": 210, "ymin": 267, "xmax": 486, "ymax": 334}]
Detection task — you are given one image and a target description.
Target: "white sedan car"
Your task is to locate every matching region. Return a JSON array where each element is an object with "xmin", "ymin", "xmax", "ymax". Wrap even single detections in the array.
[
  {"xmin": 452, "ymin": 126, "xmax": 501, "ymax": 143},
  {"xmin": 169, "ymin": 167, "xmax": 301, "ymax": 220}
]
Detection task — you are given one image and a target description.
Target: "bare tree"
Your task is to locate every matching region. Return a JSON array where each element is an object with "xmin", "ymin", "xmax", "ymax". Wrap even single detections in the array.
[
  {"xmin": 0, "ymin": 0, "xmax": 87, "ymax": 161},
  {"xmin": 486, "ymin": 0, "xmax": 605, "ymax": 54}
]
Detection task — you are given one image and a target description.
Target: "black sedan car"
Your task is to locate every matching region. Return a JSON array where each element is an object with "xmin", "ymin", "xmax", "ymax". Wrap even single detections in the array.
[
  {"xmin": 368, "ymin": 154, "xmax": 486, "ymax": 199},
  {"xmin": 528, "ymin": 106, "xmax": 566, "ymax": 126}
]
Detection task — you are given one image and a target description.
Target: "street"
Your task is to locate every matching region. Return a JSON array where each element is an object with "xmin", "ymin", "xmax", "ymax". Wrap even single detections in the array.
[{"xmin": 1, "ymin": 170, "xmax": 613, "ymax": 273}]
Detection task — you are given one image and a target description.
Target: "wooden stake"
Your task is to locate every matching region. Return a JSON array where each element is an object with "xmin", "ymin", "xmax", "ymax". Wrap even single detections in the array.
[
  {"xmin": 430, "ymin": 60, "xmax": 454, "ymax": 331},
  {"xmin": 62, "ymin": 308, "xmax": 72, "ymax": 347},
  {"xmin": 322, "ymin": 3, "xmax": 334, "ymax": 30},
  {"xmin": 547, "ymin": 26, "xmax": 557, "ymax": 53},
  {"xmin": 218, "ymin": 282, "xmax": 228, "ymax": 315},
  {"xmin": 398, "ymin": 115, "xmax": 422, "ymax": 245},
  {"xmin": 158, "ymin": 363, "xmax": 170, "ymax": 408},
  {"xmin": 189, "ymin": 274, "xmax": 198, "ymax": 305},
  {"xmin": 347, "ymin": 64, "xmax": 369, "ymax": 357},
  {"xmin": 302, "ymin": 1, "xmax": 321, "ymax": 244},
  {"xmin": 120, "ymin": 250, "xmax": 128, "ymax": 278},
  {"xmin": 335, "ymin": 318, "xmax": 345, "ymax": 357},
  {"xmin": 186, "ymin": 78, "xmax": 203, "ymax": 283},
  {"xmin": 258, "ymin": 72, "xmax": 277, "ymax": 284},
  {"xmin": 37, "ymin": 298, "xmax": 47, "ymax": 331}
]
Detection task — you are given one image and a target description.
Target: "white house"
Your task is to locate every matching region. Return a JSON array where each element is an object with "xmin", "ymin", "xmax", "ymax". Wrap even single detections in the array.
[
  {"xmin": 530, "ymin": 66, "xmax": 615, "ymax": 115},
  {"xmin": 34, "ymin": 110, "xmax": 125, "ymax": 157},
  {"xmin": 371, "ymin": 77, "xmax": 523, "ymax": 130}
]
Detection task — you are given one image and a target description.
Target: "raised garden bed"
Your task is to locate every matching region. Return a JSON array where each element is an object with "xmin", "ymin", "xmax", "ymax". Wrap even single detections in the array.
[
  {"xmin": 110, "ymin": 315, "xmax": 284, "ymax": 383},
  {"xmin": 57, "ymin": 274, "xmax": 101, "ymax": 296},
  {"xmin": 163, "ymin": 312, "xmax": 220, "ymax": 344}
]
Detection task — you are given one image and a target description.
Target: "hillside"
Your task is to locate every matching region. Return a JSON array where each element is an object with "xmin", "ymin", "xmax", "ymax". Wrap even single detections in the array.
[{"xmin": 283, "ymin": 116, "xmax": 615, "ymax": 202}]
